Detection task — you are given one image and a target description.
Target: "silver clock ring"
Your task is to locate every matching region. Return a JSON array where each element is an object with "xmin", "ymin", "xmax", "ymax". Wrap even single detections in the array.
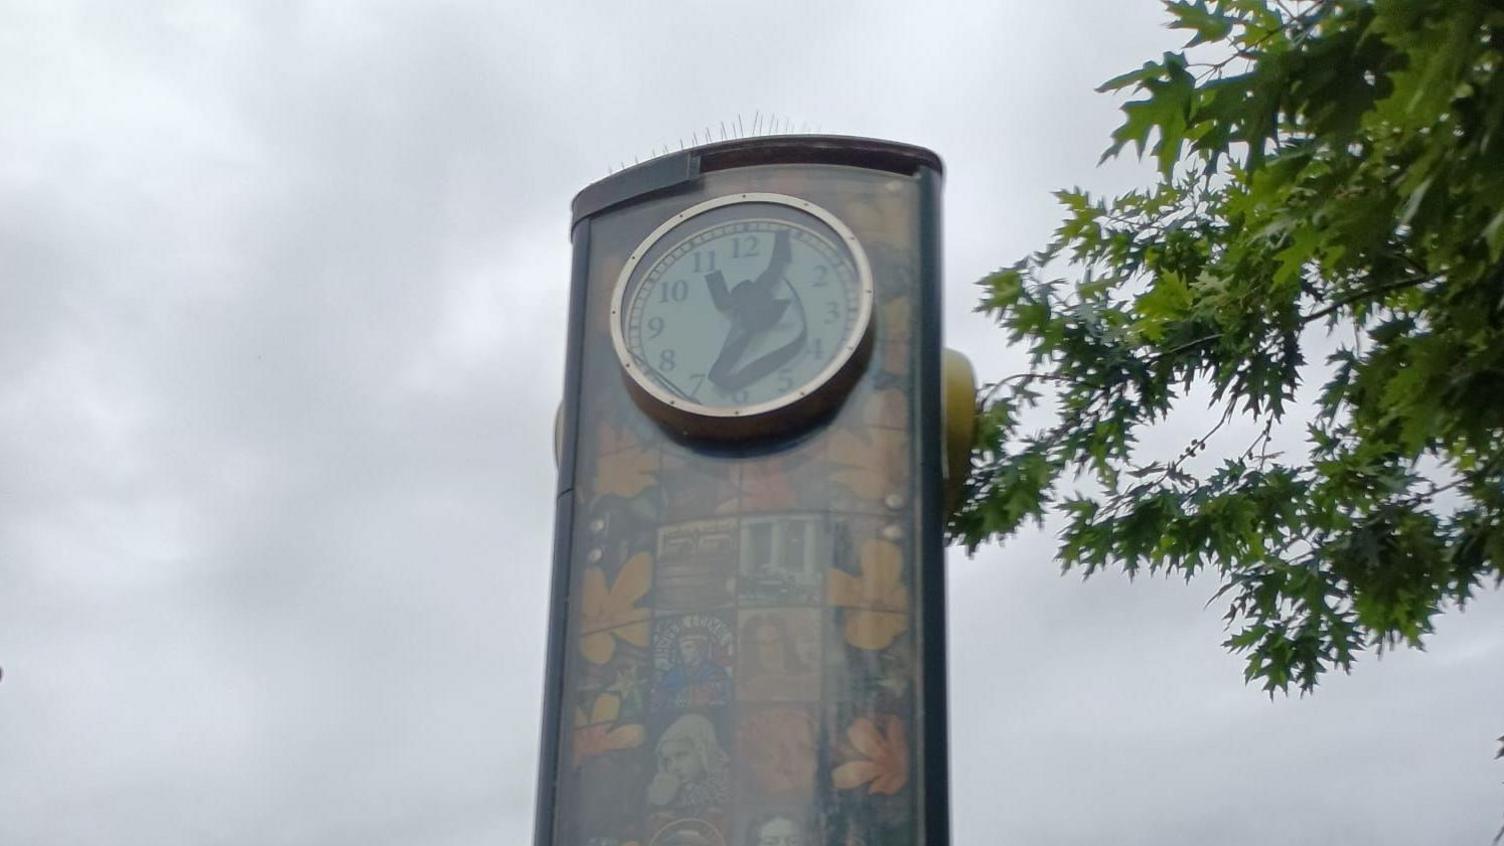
[{"xmin": 608, "ymin": 192, "xmax": 875, "ymax": 427}]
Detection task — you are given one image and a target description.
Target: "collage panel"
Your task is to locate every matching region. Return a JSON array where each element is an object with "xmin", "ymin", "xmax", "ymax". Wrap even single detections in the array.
[
  {"xmin": 736, "ymin": 513, "xmax": 828, "ymax": 607},
  {"xmin": 644, "ymin": 709, "xmax": 733, "ymax": 842},
  {"xmin": 735, "ymin": 608, "xmax": 821, "ymax": 704},
  {"xmin": 733, "ymin": 704, "xmax": 820, "ymax": 807},
  {"xmin": 731, "ymin": 805, "xmax": 820, "ymax": 846},
  {"xmin": 653, "ymin": 611, "xmax": 735, "ymax": 711},
  {"xmin": 655, "ymin": 517, "xmax": 738, "ymax": 611}
]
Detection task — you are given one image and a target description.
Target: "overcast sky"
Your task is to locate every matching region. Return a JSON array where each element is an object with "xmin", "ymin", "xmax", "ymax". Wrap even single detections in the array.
[{"xmin": 2, "ymin": 2, "xmax": 1501, "ymax": 844}]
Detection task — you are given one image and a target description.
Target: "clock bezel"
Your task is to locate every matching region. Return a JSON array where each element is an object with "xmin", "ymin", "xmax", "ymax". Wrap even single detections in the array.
[{"xmin": 609, "ymin": 192, "xmax": 875, "ymax": 438}]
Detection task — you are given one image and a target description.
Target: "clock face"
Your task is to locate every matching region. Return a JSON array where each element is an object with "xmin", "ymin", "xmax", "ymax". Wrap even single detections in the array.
[{"xmin": 610, "ymin": 193, "xmax": 873, "ymax": 430}]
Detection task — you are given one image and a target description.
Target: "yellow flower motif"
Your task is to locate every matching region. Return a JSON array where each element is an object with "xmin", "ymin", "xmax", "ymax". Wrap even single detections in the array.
[
  {"xmin": 828, "ymin": 539, "xmax": 909, "ymax": 651},
  {"xmin": 832, "ymin": 714, "xmax": 909, "ymax": 795},
  {"xmin": 579, "ymin": 552, "xmax": 651, "ymax": 665},
  {"xmin": 827, "ymin": 423, "xmax": 908, "ymax": 502},
  {"xmin": 572, "ymin": 692, "xmax": 644, "ymax": 767},
  {"xmin": 593, "ymin": 423, "xmax": 658, "ymax": 500}
]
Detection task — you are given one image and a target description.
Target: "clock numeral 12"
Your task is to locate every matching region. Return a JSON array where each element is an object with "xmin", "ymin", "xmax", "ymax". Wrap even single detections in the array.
[{"xmin": 730, "ymin": 236, "xmax": 760, "ymax": 259}]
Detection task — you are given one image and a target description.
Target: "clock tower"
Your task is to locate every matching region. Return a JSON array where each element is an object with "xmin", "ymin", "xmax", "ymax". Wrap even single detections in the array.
[{"xmin": 537, "ymin": 136, "xmax": 963, "ymax": 846}]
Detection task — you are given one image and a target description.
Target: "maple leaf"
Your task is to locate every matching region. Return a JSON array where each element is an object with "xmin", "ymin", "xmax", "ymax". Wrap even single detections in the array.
[
  {"xmin": 832, "ymin": 714, "xmax": 909, "ymax": 795},
  {"xmin": 593, "ymin": 423, "xmax": 658, "ymax": 500},
  {"xmin": 572, "ymin": 692, "xmax": 644, "ymax": 766},
  {"xmin": 828, "ymin": 539, "xmax": 909, "ymax": 650},
  {"xmin": 579, "ymin": 552, "xmax": 651, "ymax": 665}
]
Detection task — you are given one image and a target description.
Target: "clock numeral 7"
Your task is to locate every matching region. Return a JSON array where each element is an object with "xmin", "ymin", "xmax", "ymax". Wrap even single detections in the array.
[{"xmin": 688, "ymin": 373, "xmax": 706, "ymax": 397}]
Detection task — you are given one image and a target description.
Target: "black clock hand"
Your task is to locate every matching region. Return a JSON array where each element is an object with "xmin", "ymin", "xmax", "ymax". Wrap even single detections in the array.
[
  {"xmin": 705, "ymin": 270, "xmax": 731, "ymax": 313},
  {"xmin": 749, "ymin": 230, "xmax": 792, "ymax": 297},
  {"xmin": 715, "ymin": 324, "xmax": 807, "ymax": 392},
  {"xmin": 714, "ymin": 276, "xmax": 811, "ymax": 392},
  {"xmin": 708, "ymin": 321, "xmax": 753, "ymax": 389}
]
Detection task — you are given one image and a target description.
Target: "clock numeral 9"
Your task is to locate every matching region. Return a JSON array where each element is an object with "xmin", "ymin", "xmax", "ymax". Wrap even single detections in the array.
[
  {"xmin": 729, "ymin": 236, "xmax": 760, "ymax": 259},
  {"xmin": 692, "ymin": 250, "xmax": 716, "ymax": 273},
  {"xmin": 647, "ymin": 316, "xmax": 665, "ymax": 339},
  {"xmin": 659, "ymin": 349, "xmax": 677, "ymax": 372},
  {"xmin": 659, "ymin": 279, "xmax": 689, "ymax": 304}
]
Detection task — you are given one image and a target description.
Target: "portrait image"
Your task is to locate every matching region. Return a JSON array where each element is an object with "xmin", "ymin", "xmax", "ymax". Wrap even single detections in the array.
[
  {"xmin": 647, "ymin": 713, "xmax": 731, "ymax": 812},
  {"xmin": 735, "ymin": 609, "xmax": 819, "ymax": 702},
  {"xmin": 654, "ymin": 613, "xmax": 734, "ymax": 710}
]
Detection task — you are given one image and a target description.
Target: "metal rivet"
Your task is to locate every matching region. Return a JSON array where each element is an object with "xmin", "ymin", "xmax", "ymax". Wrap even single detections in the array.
[
  {"xmin": 884, "ymin": 493, "xmax": 905, "ymax": 510},
  {"xmin": 882, "ymin": 523, "xmax": 904, "ymax": 541},
  {"xmin": 589, "ymin": 519, "xmax": 606, "ymax": 534},
  {"xmin": 587, "ymin": 548, "xmax": 603, "ymax": 563}
]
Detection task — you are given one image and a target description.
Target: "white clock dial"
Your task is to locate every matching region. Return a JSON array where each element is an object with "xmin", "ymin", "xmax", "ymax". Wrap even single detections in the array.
[{"xmin": 610, "ymin": 194, "xmax": 874, "ymax": 430}]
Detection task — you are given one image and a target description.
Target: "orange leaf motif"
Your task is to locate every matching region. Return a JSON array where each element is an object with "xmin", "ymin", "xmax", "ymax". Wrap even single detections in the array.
[
  {"xmin": 826, "ymin": 427, "xmax": 908, "ymax": 502},
  {"xmin": 572, "ymin": 692, "xmax": 644, "ymax": 766},
  {"xmin": 579, "ymin": 552, "xmax": 651, "ymax": 665},
  {"xmin": 828, "ymin": 539, "xmax": 909, "ymax": 650},
  {"xmin": 832, "ymin": 714, "xmax": 909, "ymax": 795},
  {"xmin": 593, "ymin": 423, "xmax": 658, "ymax": 500}
]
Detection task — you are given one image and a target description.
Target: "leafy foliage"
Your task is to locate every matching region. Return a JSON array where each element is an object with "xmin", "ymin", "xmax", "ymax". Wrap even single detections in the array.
[{"xmin": 953, "ymin": 0, "xmax": 1504, "ymax": 695}]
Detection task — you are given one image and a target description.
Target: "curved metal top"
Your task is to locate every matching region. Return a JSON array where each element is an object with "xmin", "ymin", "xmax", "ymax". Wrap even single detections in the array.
[{"xmin": 571, "ymin": 134, "xmax": 944, "ymax": 227}]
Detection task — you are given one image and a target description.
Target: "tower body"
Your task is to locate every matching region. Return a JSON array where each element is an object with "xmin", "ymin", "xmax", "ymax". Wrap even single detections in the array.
[{"xmin": 538, "ymin": 137, "xmax": 949, "ymax": 846}]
